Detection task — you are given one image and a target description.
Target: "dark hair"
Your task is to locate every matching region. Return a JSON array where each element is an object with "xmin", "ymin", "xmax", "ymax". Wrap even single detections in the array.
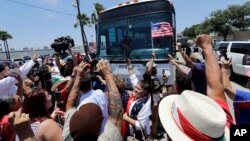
[
  {"xmin": 80, "ymin": 72, "xmax": 92, "ymax": 92},
  {"xmin": 138, "ymin": 80, "xmax": 150, "ymax": 92},
  {"xmin": 22, "ymin": 89, "xmax": 50, "ymax": 120},
  {"xmin": 175, "ymin": 69, "xmax": 193, "ymax": 93},
  {"xmin": 0, "ymin": 63, "xmax": 6, "ymax": 73},
  {"xmin": 66, "ymin": 58, "xmax": 73, "ymax": 63},
  {"xmin": 0, "ymin": 97, "xmax": 13, "ymax": 118}
]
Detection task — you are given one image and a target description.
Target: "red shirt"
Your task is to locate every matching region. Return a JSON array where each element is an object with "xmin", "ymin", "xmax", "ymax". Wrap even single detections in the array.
[
  {"xmin": 60, "ymin": 88, "xmax": 69, "ymax": 104},
  {"xmin": 215, "ymin": 99, "xmax": 235, "ymax": 128},
  {"xmin": 0, "ymin": 115, "xmax": 15, "ymax": 141}
]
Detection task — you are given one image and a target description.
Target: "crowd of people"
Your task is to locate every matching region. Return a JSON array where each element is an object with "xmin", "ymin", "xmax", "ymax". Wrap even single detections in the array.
[{"xmin": 0, "ymin": 34, "xmax": 250, "ymax": 141}]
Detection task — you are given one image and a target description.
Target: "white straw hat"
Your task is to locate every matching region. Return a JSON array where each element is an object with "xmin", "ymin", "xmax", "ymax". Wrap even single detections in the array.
[{"xmin": 159, "ymin": 90, "xmax": 229, "ymax": 141}]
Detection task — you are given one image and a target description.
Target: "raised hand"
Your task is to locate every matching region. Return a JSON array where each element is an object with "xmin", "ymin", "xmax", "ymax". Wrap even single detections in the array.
[
  {"xmin": 221, "ymin": 58, "xmax": 232, "ymax": 70},
  {"xmin": 8, "ymin": 109, "xmax": 31, "ymax": 135},
  {"xmin": 152, "ymin": 52, "xmax": 156, "ymax": 59},
  {"xmin": 32, "ymin": 54, "xmax": 39, "ymax": 61},
  {"xmin": 168, "ymin": 54, "xmax": 178, "ymax": 66},
  {"xmin": 76, "ymin": 62, "xmax": 90, "ymax": 78},
  {"xmin": 96, "ymin": 59, "xmax": 111, "ymax": 78},
  {"xmin": 125, "ymin": 58, "xmax": 131, "ymax": 65},
  {"xmin": 195, "ymin": 34, "xmax": 213, "ymax": 50}
]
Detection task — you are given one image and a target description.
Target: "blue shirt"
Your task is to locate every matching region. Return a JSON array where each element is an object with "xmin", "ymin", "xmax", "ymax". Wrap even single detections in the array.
[
  {"xmin": 234, "ymin": 89, "xmax": 250, "ymax": 125},
  {"xmin": 188, "ymin": 62, "xmax": 207, "ymax": 95}
]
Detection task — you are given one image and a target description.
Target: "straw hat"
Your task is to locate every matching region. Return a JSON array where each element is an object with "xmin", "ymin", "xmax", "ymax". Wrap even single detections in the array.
[
  {"xmin": 159, "ymin": 90, "xmax": 229, "ymax": 141},
  {"xmin": 51, "ymin": 79, "xmax": 68, "ymax": 92}
]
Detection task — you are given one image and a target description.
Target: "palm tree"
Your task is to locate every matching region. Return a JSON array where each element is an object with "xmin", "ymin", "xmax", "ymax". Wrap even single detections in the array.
[
  {"xmin": 91, "ymin": 3, "xmax": 105, "ymax": 35},
  {"xmin": 74, "ymin": 12, "xmax": 91, "ymax": 53},
  {"xmin": 0, "ymin": 31, "xmax": 12, "ymax": 59},
  {"xmin": 74, "ymin": 13, "xmax": 91, "ymax": 28},
  {"xmin": 94, "ymin": 3, "xmax": 105, "ymax": 15}
]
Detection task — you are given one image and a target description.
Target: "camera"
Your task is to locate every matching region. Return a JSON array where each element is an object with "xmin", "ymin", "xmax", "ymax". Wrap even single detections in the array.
[{"xmin": 51, "ymin": 36, "xmax": 75, "ymax": 53}]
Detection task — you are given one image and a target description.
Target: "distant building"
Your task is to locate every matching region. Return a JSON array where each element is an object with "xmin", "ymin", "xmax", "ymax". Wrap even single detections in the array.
[
  {"xmin": 10, "ymin": 48, "xmax": 15, "ymax": 51},
  {"xmin": 23, "ymin": 47, "xmax": 29, "ymax": 51},
  {"xmin": 43, "ymin": 46, "xmax": 49, "ymax": 49},
  {"xmin": 0, "ymin": 48, "xmax": 3, "ymax": 51}
]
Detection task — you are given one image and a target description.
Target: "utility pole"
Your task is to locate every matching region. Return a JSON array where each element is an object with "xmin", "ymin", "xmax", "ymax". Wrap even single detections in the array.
[{"xmin": 75, "ymin": 0, "xmax": 89, "ymax": 55}]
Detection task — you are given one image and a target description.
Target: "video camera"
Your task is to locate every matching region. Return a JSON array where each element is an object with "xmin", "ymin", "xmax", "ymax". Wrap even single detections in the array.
[{"xmin": 51, "ymin": 36, "xmax": 75, "ymax": 53}]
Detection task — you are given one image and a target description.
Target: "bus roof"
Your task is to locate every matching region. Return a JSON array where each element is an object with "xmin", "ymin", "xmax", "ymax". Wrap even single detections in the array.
[{"xmin": 101, "ymin": 0, "xmax": 173, "ymax": 14}]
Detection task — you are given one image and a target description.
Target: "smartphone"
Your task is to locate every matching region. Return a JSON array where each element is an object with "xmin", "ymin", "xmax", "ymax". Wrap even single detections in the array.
[{"xmin": 54, "ymin": 90, "xmax": 62, "ymax": 102}]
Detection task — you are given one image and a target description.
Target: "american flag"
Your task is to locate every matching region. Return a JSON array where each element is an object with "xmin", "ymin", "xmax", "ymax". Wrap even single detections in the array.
[{"xmin": 151, "ymin": 22, "xmax": 173, "ymax": 38}]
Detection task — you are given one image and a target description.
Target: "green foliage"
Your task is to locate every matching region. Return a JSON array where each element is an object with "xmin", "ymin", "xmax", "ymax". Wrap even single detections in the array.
[
  {"xmin": 94, "ymin": 3, "xmax": 105, "ymax": 15},
  {"xmin": 0, "ymin": 31, "xmax": 12, "ymax": 41},
  {"xmin": 181, "ymin": 3, "xmax": 250, "ymax": 41}
]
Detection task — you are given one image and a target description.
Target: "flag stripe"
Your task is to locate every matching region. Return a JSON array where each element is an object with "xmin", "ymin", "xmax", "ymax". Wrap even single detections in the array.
[{"xmin": 151, "ymin": 22, "xmax": 173, "ymax": 38}]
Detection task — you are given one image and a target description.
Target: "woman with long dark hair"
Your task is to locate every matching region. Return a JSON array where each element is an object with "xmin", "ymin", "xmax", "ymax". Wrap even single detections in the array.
[{"xmin": 20, "ymin": 89, "xmax": 62, "ymax": 141}]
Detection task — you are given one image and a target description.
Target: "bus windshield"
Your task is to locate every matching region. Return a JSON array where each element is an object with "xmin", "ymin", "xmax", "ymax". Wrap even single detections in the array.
[{"xmin": 98, "ymin": 12, "xmax": 173, "ymax": 60}]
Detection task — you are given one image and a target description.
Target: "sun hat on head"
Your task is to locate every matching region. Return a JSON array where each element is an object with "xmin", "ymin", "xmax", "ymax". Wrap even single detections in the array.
[
  {"xmin": 69, "ymin": 103, "xmax": 103, "ymax": 141},
  {"xmin": 159, "ymin": 90, "xmax": 229, "ymax": 141},
  {"xmin": 51, "ymin": 79, "xmax": 68, "ymax": 92},
  {"xmin": 146, "ymin": 61, "xmax": 157, "ymax": 67}
]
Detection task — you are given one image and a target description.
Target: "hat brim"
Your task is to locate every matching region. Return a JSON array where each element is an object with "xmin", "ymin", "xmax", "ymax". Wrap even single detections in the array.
[
  {"xmin": 51, "ymin": 80, "xmax": 68, "ymax": 92},
  {"xmin": 159, "ymin": 95, "xmax": 229, "ymax": 141}
]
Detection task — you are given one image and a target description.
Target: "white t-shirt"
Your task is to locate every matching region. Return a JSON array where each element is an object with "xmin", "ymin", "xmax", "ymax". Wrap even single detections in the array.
[
  {"xmin": 0, "ymin": 60, "xmax": 35, "ymax": 98},
  {"xmin": 77, "ymin": 89, "xmax": 108, "ymax": 135}
]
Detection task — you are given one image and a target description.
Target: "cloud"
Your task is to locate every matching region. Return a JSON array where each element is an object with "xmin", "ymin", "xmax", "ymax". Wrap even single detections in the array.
[{"xmin": 42, "ymin": 0, "xmax": 60, "ymax": 5}]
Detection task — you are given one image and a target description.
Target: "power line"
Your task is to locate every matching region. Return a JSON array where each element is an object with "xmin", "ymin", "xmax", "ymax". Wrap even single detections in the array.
[{"xmin": 3, "ymin": 0, "xmax": 75, "ymax": 17}]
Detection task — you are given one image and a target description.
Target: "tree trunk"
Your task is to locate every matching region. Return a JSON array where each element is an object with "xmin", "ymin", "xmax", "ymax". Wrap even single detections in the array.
[
  {"xmin": 82, "ymin": 25, "xmax": 89, "ymax": 53},
  {"xmin": 223, "ymin": 34, "xmax": 227, "ymax": 41},
  {"xmin": 3, "ymin": 40, "xmax": 8, "ymax": 59},
  {"xmin": 5, "ymin": 40, "xmax": 11, "ymax": 59},
  {"xmin": 95, "ymin": 24, "xmax": 97, "ymax": 36}
]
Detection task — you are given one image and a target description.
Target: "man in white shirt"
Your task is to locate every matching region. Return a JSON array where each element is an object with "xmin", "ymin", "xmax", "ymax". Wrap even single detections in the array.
[
  {"xmin": 62, "ymin": 61, "xmax": 123, "ymax": 141},
  {"xmin": 0, "ymin": 55, "xmax": 37, "ymax": 98}
]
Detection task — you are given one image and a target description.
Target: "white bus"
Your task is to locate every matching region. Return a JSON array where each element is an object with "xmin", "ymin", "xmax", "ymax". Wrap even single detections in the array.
[{"xmin": 96, "ymin": 0, "xmax": 176, "ymax": 87}]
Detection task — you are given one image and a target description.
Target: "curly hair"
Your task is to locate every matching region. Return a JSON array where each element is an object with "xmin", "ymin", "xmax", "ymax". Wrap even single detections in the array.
[
  {"xmin": 22, "ymin": 89, "xmax": 50, "ymax": 120},
  {"xmin": 113, "ymin": 74, "xmax": 126, "ymax": 91}
]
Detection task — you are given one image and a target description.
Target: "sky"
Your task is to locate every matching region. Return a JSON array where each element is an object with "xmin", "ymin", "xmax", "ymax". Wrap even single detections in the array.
[{"xmin": 0, "ymin": 0, "xmax": 248, "ymax": 50}]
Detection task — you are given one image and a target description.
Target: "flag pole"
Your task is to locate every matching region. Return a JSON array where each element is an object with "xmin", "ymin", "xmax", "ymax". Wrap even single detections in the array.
[{"xmin": 151, "ymin": 22, "xmax": 154, "ymax": 53}]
